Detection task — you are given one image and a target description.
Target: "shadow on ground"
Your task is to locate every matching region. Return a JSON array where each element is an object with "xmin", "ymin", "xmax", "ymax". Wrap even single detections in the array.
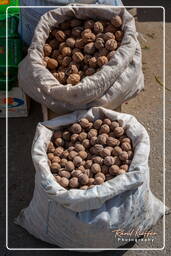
[{"xmin": 123, "ymin": 0, "xmax": 171, "ymax": 22}]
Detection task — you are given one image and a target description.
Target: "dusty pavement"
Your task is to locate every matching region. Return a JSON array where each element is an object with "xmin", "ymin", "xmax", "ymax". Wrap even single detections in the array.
[{"xmin": 0, "ymin": 6, "xmax": 171, "ymax": 256}]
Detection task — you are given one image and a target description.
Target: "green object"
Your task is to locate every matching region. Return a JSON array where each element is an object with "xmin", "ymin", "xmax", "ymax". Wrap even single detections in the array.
[
  {"xmin": 0, "ymin": 37, "xmax": 23, "ymax": 91},
  {"xmin": 0, "ymin": 14, "xmax": 19, "ymax": 38},
  {"xmin": 0, "ymin": 0, "xmax": 20, "ymax": 15},
  {"xmin": 0, "ymin": 38, "xmax": 23, "ymax": 67},
  {"xmin": 0, "ymin": 67, "xmax": 18, "ymax": 91},
  {"xmin": 0, "ymin": 1, "xmax": 21, "ymax": 91}
]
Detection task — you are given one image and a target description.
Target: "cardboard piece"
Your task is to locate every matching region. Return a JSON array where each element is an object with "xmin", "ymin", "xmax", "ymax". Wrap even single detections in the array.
[{"xmin": 0, "ymin": 87, "xmax": 30, "ymax": 117}]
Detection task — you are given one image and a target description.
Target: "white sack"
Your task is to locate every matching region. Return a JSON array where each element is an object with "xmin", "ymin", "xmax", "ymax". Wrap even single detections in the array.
[
  {"xmin": 18, "ymin": 6, "xmax": 144, "ymax": 115},
  {"xmin": 16, "ymin": 107, "xmax": 165, "ymax": 248}
]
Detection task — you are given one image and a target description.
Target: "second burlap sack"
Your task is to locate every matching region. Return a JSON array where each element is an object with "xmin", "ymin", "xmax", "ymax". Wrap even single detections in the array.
[{"xmin": 15, "ymin": 107, "xmax": 166, "ymax": 248}]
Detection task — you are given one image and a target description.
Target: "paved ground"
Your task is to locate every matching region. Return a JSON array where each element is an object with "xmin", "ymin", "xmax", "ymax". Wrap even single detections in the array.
[{"xmin": 0, "ymin": 6, "xmax": 171, "ymax": 256}]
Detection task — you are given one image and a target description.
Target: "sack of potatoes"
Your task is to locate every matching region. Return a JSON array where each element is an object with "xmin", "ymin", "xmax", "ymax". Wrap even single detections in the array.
[
  {"xmin": 19, "ymin": 6, "xmax": 144, "ymax": 115},
  {"xmin": 16, "ymin": 107, "xmax": 165, "ymax": 248}
]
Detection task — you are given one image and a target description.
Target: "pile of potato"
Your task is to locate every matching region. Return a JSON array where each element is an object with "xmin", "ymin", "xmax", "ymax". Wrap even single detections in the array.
[
  {"xmin": 43, "ymin": 15, "xmax": 124, "ymax": 85},
  {"xmin": 47, "ymin": 117, "xmax": 133, "ymax": 190}
]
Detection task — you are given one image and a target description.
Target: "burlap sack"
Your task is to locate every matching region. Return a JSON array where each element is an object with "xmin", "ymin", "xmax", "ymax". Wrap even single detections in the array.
[
  {"xmin": 16, "ymin": 107, "xmax": 166, "ymax": 248},
  {"xmin": 19, "ymin": 6, "xmax": 144, "ymax": 115}
]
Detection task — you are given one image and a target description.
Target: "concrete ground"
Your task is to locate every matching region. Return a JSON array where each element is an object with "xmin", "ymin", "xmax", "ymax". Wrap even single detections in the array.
[{"xmin": 0, "ymin": 6, "xmax": 171, "ymax": 256}]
